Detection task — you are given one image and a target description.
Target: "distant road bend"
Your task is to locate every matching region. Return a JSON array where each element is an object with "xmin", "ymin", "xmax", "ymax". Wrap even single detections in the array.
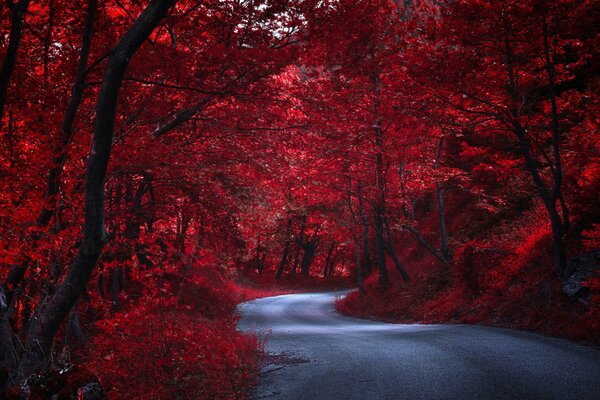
[{"xmin": 237, "ymin": 291, "xmax": 600, "ymax": 400}]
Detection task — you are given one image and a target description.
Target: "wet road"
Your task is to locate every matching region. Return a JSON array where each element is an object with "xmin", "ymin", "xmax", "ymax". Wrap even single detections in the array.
[{"xmin": 237, "ymin": 291, "xmax": 600, "ymax": 400}]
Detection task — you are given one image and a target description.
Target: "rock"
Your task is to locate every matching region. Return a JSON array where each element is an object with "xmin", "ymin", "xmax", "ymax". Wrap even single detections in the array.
[
  {"xmin": 77, "ymin": 382, "xmax": 105, "ymax": 400},
  {"xmin": 562, "ymin": 250, "xmax": 600, "ymax": 300}
]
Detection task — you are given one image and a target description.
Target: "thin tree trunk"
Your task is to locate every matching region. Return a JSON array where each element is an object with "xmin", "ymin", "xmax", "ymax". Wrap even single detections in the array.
[
  {"xmin": 38, "ymin": 0, "xmax": 98, "ymax": 226},
  {"xmin": 323, "ymin": 241, "xmax": 335, "ymax": 277},
  {"xmin": 374, "ymin": 122, "xmax": 388, "ymax": 286},
  {"xmin": 543, "ymin": 18, "xmax": 570, "ymax": 235},
  {"xmin": 0, "ymin": 0, "xmax": 30, "ymax": 127},
  {"xmin": 1, "ymin": 1, "xmax": 97, "ymax": 383},
  {"xmin": 13, "ymin": 0, "xmax": 176, "ymax": 383},
  {"xmin": 505, "ymin": 26, "xmax": 568, "ymax": 280},
  {"xmin": 515, "ymin": 124, "xmax": 568, "ymax": 278},
  {"xmin": 401, "ymin": 224, "xmax": 446, "ymax": 263},
  {"xmin": 384, "ymin": 218, "xmax": 410, "ymax": 281},
  {"xmin": 357, "ymin": 181, "xmax": 372, "ymax": 275},
  {"xmin": 2, "ymin": 0, "xmax": 99, "ymax": 304},
  {"xmin": 354, "ymin": 237, "xmax": 365, "ymax": 296},
  {"xmin": 275, "ymin": 218, "xmax": 292, "ymax": 280},
  {"xmin": 374, "ymin": 212, "xmax": 388, "ymax": 287},
  {"xmin": 256, "ymin": 234, "xmax": 262, "ymax": 273},
  {"xmin": 292, "ymin": 220, "xmax": 306, "ymax": 274},
  {"xmin": 433, "ymin": 135, "xmax": 451, "ymax": 261},
  {"xmin": 258, "ymin": 234, "xmax": 268, "ymax": 275},
  {"xmin": 436, "ymin": 187, "xmax": 451, "ymax": 261}
]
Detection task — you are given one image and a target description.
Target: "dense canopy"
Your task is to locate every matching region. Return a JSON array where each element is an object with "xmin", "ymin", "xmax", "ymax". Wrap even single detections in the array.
[{"xmin": 0, "ymin": 0, "xmax": 598, "ymax": 398}]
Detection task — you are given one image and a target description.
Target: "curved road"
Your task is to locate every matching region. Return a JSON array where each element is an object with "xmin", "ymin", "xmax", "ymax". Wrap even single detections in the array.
[{"xmin": 237, "ymin": 291, "xmax": 600, "ymax": 400}]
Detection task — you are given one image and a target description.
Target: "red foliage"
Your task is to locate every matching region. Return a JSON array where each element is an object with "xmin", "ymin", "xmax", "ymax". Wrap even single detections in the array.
[{"xmin": 0, "ymin": 0, "xmax": 598, "ymax": 397}]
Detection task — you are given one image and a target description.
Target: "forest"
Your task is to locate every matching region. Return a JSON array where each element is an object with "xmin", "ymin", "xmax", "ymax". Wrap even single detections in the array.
[{"xmin": 0, "ymin": 0, "xmax": 599, "ymax": 399}]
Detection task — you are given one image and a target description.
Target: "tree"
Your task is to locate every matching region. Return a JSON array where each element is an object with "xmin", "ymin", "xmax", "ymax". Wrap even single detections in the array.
[
  {"xmin": 11, "ymin": 0, "xmax": 177, "ymax": 386},
  {"xmin": 410, "ymin": 0, "xmax": 598, "ymax": 282}
]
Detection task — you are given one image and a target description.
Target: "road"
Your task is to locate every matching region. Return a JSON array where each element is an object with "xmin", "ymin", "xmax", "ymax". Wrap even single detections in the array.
[{"xmin": 237, "ymin": 291, "xmax": 600, "ymax": 400}]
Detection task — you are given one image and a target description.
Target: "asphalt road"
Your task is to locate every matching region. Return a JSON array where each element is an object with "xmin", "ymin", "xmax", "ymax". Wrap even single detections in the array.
[{"xmin": 237, "ymin": 291, "xmax": 600, "ymax": 400}]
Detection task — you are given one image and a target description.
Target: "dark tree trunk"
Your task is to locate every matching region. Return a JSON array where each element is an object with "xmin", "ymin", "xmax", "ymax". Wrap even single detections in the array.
[
  {"xmin": 0, "ymin": 311, "xmax": 17, "ymax": 386},
  {"xmin": 436, "ymin": 187, "xmax": 450, "ymax": 261},
  {"xmin": 514, "ymin": 124, "xmax": 568, "ymax": 278},
  {"xmin": 323, "ymin": 241, "xmax": 336, "ymax": 277},
  {"xmin": 256, "ymin": 234, "xmax": 263, "ymax": 273},
  {"xmin": 434, "ymin": 136, "xmax": 451, "ymax": 261},
  {"xmin": 275, "ymin": 218, "xmax": 292, "ymax": 280},
  {"xmin": 1, "ymin": 1, "xmax": 98, "ymax": 384},
  {"xmin": 12, "ymin": 0, "xmax": 176, "ymax": 384},
  {"xmin": 2, "ymin": 0, "xmax": 98, "ymax": 305},
  {"xmin": 384, "ymin": 218, "xmax": 410, "ymax": 281},
  {"xmin": 374, "ymin": 211, "xmax": 388, "ymax": 287},
  {"xmin": 357, "ymin": 181, "xmax": 372, "ymax": 275},
  {"xmin": 504, "ymin": 27, "xmax": 569, "ymax": 280},
  {"xmin": 37, "ymin": 0, "xmax": 96, "ymax": 226},
  {"xmin": 300, "ymin": 240, "xmax": 318, "ymax": 276},
  {"xmin": 110, "ymin": 267, "xmax": 124, "ymax": 307},
  {"xmin": 0, "ymin": 0, "xmax": 30, "ymax": 128},
  {"xmin": 258, "ymin": 233, "xmax": 268, "ymax": 275},
  {"xmin": 374, "ymin": 119, "xmax": 388, "ymax": 287},
  {"xmin": 353, "ymin": 238, "xmax": 365, "ymax": 296},
  {"xmin": 543, "ymin": 18, "xmax": 569, "ymax": 235},
  {"xmin": 401, "ymin": 224, "xmax": 446, "ymax": 263},
  {"xmin": 399, "ymin": 135, "xmax": 451, "ymax": 264}
]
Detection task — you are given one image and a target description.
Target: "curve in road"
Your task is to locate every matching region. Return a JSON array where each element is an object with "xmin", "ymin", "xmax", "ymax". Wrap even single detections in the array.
[{"xmin": 237, "ymin": 291, "xmax": 600, "ymax": 400}]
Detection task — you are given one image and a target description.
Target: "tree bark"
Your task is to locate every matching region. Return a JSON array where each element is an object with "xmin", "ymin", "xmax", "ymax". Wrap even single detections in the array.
[
  {"xmin": 357, "ymin": 180, "xmax": 372, "ymax": 275},
  {"xmin": 504, "ymin": 25, "xmax": 569, "ymax": 280},
  {"xmin": 256, "ymin": 234, "xmax": 263, "ymax": 273},
  {"xmin": 300, "ymin": 238, "xmax": 318, "ymax": 275},
  {"xmin": 0, "ymin": 0, "xmax": 30, "ymax": 128},
  {"xmin": 13, "ymin": 0, "xmax": 176, "ymax": 383},
  {"xmin": 374, "ymin": 211, "xmax": 388, "ymax": 287},
  {"xmin": 37, "ymin": 0, "xmax": 98, "ymax": 226},
  {"xmin": 384, "ymin": 218, "xmax": 410, "ymax": 281},
  {"xmin": 275, "ymin": 218, "xmax": 292, "ymax": 280},
  {"xmin": 353, "ymin": 237, "xmax": 365, "ymax": 296},
  {"xmin": 323, "ymin": 241, "xmax": 336, "ymax": 277},
  {"xmin": 291, "ymin": 220, "xmax": 305, "ymax": 274},
  {"xmin": 514, "ymin": 123, "xmax": 568, "ymax": 278},
  {"xmin": 401, "ymin": 224, "xmax": 446, "ymax": 263},
  {"xmin": 374, "ymin": 122, "xmax": 388, "ymax": 287}
]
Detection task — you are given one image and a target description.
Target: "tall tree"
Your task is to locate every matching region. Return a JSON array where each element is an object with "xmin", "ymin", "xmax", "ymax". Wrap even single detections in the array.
[{"xmin": 12, "ymin": 0, "xmax": 177, "ymax": 384}]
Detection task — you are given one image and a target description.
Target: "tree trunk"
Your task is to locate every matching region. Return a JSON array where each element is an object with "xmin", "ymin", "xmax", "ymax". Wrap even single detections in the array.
[
  {"xmin": 374, "ymin": 212, "xmax": 388, "ymax": 287},
  {"xmin": 401, "ymin": 224, "xmax": 446, "ymax": 263},
  {"xmin": 323, "ymin": 241, "xmax": 336, "ymax": 277},
  {"xmin": 256, "ymin": 234, "xmax": 263, "ymax": 273},
  {"xmin": 300, "ymin": 240, "xmax": 318, "ymax": 276},
  {"xmin": 374, "ymin": 118, "xmax": 388, "ymax": 287},
  {"xmin": 0, "ymin": 0, "xmax": 30, "ymax": 127},
  {"xmin": 384, "ymin": 218, "xmax": 410, "ymax": 281},
  {"xmin": 434, "ymin": 135, "xmax": 451, "ymax": 261},
  {"xmin": 13, "ymin": 0, "xmax": 176, "ymax": 384},
  {"xmin": 2, "ymin": 0, "xmax": 98, "ymax": 299},
  {"xmin": 436, "ymin": 187, "xmax": 451, "ymax": 261},
  {"xmin": 357, "ymin": 181, "xmax": 372, "ymax": 275},
  {"xmin": 354, "ymin": 238, "xmax": 365, "ymax": 296},
  {"xmin": 505, "ymin": 27, "xmax": 569, "ymax": 280},
  {"xmin": 275, "ymin": 218, "xmax": 292, "ymax": 280},
  {"xmin": 543, "ymin": 18, "xmax": 569, "ymax": 235},
  {"xmin": 38, "ymin": 0, "xmax": 98, "ymax": 226},
  {"xmin": 515, "ymin": 124, "xmax": 568, "ymax": 278}
]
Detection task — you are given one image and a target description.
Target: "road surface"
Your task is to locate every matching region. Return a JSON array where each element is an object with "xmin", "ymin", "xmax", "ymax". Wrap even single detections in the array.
[{"xmin": 237, "ymin": 291, "xmax": 600, "ymax": 400}]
